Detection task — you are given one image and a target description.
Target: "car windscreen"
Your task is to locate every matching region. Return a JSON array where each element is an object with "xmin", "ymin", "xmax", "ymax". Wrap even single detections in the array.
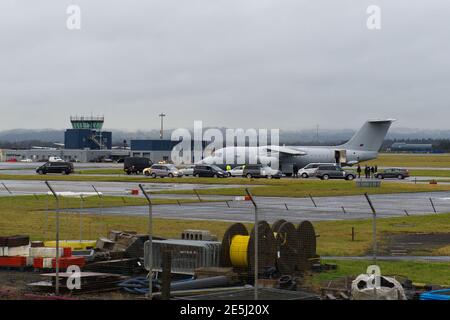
[{"xmin": 211, "ymin": 165, "xmax": 223, "ymax": 171}]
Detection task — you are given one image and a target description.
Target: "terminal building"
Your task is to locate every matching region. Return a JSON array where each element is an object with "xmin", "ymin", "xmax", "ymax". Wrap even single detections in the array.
[{"xmin": 3, "ymin": 116, "xmax": 202, "ymax": 163}]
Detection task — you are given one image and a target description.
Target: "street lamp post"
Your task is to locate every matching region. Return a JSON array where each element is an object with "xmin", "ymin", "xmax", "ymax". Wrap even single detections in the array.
[{"xmin": 159, "ymin": 113, "xmax": 166, "ymax": 140}]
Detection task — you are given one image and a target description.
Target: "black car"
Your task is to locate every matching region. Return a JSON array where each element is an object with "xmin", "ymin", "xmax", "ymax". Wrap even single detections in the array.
[
  {"xmin": 193, "ymin": 165, "xmax": 227, "ymax": 178},
  {"xmin": 375, "ymin": 168, "xmax": 410, "ymax": 179},
  {"xmin": 36, "ymin": 162, "xmax": 74, "ymax": 175},
  {"xmin": 124, "ymin": 157, "xmax": 152, "ymax": 175},
  {"xmin": 242, "ymin": 164, "xmax": 282, "ymax": 179},
  {"xmin": 314, "ymin": 164, "xmax": 355, "ymax": 180}
]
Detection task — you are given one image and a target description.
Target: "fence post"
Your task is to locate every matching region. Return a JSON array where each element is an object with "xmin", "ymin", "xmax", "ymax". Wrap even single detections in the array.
[
  {"xmin": 429, "ymin": 198, "xmax": 437, "ymax": 213},
  {"xmin": 309, "ymin": 194, "xmax": 317, "ymax": 207},
  {"xmin": 79, "ymin": 195, "xmax": 84, "ymax": 242},
  {"xmin": 139, "ymin": 184, "xmax": 153, "ymax": 300},
  {"xmin": 245, "ymin": 188, "xmax": 258, "ymax": 301},
  {"xmin": 45, "ymin": 181, "xmax": 60, "ymax": 295},
  {"xmin": 2, "ymin": 182, "xmax": 12, "ymax": 195},
  {"xmin": 193, "ymin": 189, "xmax": 202, "ymax": 202},
  {"xmin": 364, "ymin": 193, "xmax": 377, "ymax": 263}
]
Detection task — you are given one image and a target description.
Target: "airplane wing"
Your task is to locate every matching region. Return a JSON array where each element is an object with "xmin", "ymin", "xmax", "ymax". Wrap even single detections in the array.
[{"xmin": 265, "ymin": 146, "xmax": 307, "ymax": 156}]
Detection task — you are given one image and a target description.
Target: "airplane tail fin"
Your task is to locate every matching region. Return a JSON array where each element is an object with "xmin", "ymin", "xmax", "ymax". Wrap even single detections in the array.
[{"xmin": 339, "ymin": 119, "xmax": 395, "ymax": 152}]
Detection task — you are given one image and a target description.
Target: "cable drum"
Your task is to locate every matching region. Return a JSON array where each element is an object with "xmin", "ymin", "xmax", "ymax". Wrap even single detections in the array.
[
  {"xmin": 222, "ymin": 221, "xmax": 277, "ymax": 274},
  {"xmin": 297, "ymin": 220, "xmax": 317, "ymax": 271},
  {"xmin": 271, "ymin": 219, "xmax": 287, "ymax": 233},
  {"xmin": 247, "ymin": 221, "xmax": 277, "ymax": 274},
  {"xmin": 221, "ymin": 223, "xmax": 248, "ymax": 267},
  {"xmin": 274, "ymin": 222, "xmax": 299, "ymax": 275}
]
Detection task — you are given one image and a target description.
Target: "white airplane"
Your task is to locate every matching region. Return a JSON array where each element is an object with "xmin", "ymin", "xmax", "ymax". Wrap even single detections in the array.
[{"xmin": 200, "ymin": 119, "xmax": 395, "ymax": 174}]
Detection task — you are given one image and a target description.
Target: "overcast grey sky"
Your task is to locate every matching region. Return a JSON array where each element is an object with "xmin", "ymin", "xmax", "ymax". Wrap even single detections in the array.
[{"xmin": 0, "ymin": 0, "xmax": 449, "ymax": 131}]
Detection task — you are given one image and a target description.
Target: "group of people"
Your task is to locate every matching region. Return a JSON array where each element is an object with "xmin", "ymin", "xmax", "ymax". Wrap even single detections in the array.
[{"xmin": 356, "ymin": 164, "xmax": 378, "ymax": 179}]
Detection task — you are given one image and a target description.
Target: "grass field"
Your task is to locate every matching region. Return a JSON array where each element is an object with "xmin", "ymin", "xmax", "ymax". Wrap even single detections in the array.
[
  {"xmin": 362, "ymin": 153, "xmax": 450, "ymax": 168},
  {"xmin": 314, "ymin": 259, "xmax": 450, "ymax": 286},
  {"xmin": 77, "ymin": 169, "xmax": 124, "ymax": 175}
]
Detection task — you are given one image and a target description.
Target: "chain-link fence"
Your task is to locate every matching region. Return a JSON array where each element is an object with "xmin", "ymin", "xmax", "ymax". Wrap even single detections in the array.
[{"xmin": 0, "ymin": 180, "xmax": 450, "ymax": 300}]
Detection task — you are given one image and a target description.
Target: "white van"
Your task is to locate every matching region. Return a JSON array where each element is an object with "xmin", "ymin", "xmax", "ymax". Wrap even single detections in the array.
[
  {"xmin": 298, "ymin": 163, "xmax": 337, "ymax": 178},
  {"xmin": 48, "ymin": 156, "xmax": 64, "ymax": 162}
]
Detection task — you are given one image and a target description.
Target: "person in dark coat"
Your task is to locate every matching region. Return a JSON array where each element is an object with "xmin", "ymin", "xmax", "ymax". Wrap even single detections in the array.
[
  {"xmin": 357, "ymin": 165, "xmax": 362, "ymax": 178},
  {"xmin": 370, "ymin": 166, "xmax": 375, "ymax": 178},
  {"xmin": 364, "ymin": 165, "xmax": 369, "ymax": 179},
  {"xmin": 293, "ymin": 164, "xmax": 299, "ymax": 178}
]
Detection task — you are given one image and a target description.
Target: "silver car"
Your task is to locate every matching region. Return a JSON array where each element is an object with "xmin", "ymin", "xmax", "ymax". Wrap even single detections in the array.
[
  {"xmin": 178, "ymin": 165, "xmax": 195, "ymax": 176},
  {"xmin": 227, "ymin": 165, "xmax": 244, "ymax": 177},
  {"xmin": 144, "ymin": 164, "xmax": 183, "ymax": 178}
]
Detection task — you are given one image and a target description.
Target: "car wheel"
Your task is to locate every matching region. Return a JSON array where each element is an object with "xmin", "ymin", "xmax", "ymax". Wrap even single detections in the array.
[
  {"xmin": 144, "ymin": 171, "xmax": 150, "ymax": 176},
  {"xmin": 346, "ymin": 174, "xmax": 355, "ymax": 181},
  {"xmin": 246, "ymin": 173, "xmax": 252, "ymax": 179},
  {"xmin": 151, "ymin": 173, "xmax": 157, "ymax": 178},
  {"xmin": 213, "ymin": 174, "xmax": 218, "ymax": 178},
  {"xmin": 301, "ymin": 173, "xmax": 308, "ymax": 178},
  {"xmin": 267, "ymin": 175, "xmax": 273, "ymax": 179},
  {"xmin": 38, "ymin": 170, "xmax": 44, "ymax": 175},
  {"xmin": 168, "ymin": 173, "xmax": 174, "ymax": 178},
  {"xmin": 322, "ymin": 174, "xmax": 329, "ymax": 180},
  {"xmin": 397, "ymin": 174, "xmax": 404, "ymax": 179},
  {"xmin": 227, "ymin": 172, "xmax": 231, "ymax": 177},
  {"xmin": 126, "ymin": 171, "xmax": 131, "ymax": 175},
  {"xmin": 195, "ymin": 173, "xmax": 200, "ymax": 178}
]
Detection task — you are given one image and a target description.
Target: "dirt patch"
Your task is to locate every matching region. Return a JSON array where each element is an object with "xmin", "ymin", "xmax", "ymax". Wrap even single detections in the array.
[
  {"xmin": 0, "ymin": 270, "xmax": 142, "ymax": 300},
  {"xmin": 380, "ymin": 232, "xmax": 450, "ymax": 255}
]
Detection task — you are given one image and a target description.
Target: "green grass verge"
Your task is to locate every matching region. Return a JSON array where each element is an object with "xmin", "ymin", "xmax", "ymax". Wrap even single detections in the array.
[
  {"xmin": 362, "ymin": 153, "xmax": 450, "ymax": 168},
  {"xmin": 0, "ymin": 195, "xmax": 220, "ymax": 241},
  {"xmin": 76, "ymin": 169, "xmax": 125, "ymax": 175},
  {"xmin": 315, "ymin": 213, "xmax": 450, "ymax": 256},
  {"xmin": 313, "ymin": 259, "xmax": 450, "ymax": 286}
]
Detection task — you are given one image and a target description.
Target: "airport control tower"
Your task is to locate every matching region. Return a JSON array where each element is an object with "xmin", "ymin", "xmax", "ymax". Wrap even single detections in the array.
[{"xmin": 64, "ymin": 116, "xmax": 112, "ymax": 150}]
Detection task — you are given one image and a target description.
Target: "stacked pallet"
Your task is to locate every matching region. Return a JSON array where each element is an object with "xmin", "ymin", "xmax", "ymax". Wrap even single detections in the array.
[
  {"xmin": 0, "ymin": 235, "xmax": 31, "ymax": 268},
  {"xmin": 0, "ymin": 235, "xmax": 85, "ymax": 270}
]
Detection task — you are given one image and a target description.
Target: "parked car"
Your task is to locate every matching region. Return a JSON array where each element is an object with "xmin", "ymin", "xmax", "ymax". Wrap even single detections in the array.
[
  {"xmin": 314, "ymin": 164, "xmax": 355, "ymax": 180},
  {"xmin": 227, "ymin": 165, "xmax": 245, "ymax": 177},
  {"xmin": 143, "ymin": 164, "xmax": 183, "ymax": 178},
  {"xmin": 178, "ymin": 164, "xmax": 195, "ymax": 176},
  {"xmin": 36, "ymin": 162, "xmax": 74, "ymax": 175},
  {"xmin": 375, "ymin": 168, "xmax": 410, "ymax": 179},
  {"xmin": 298, "ymin": 163, "xmax": 336, "ymax": 178},
  {"xmin": 193, "ymin": 164, "xmax": 228, "ymax": 178},
  {"xmin": 124, "ymin": 157, "xmax": 152, "ymax": 175},
  {"xmin": 48, "ymin": 156, "xmax": 64, "ymax": 162},
  {"xmin": 243, "ymin": 164, "xmax": 282, "ymax": 179}
]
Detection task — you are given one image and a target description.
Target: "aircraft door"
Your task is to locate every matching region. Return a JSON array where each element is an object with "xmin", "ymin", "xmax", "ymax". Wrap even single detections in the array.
[{"xmin": 334, "ymin": 150, "xmax": 347, "ymax": 165}]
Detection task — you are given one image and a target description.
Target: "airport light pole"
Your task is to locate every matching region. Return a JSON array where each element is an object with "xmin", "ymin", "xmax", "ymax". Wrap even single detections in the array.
[{"xmin": 159, "ymin": 113, "xmax": 166, "ymax": 140}]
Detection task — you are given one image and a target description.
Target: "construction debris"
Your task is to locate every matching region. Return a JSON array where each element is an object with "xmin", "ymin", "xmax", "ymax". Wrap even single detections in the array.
[{"xmin": 351, "ymin": 274, "xmax": 407, "ymax": 300}]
